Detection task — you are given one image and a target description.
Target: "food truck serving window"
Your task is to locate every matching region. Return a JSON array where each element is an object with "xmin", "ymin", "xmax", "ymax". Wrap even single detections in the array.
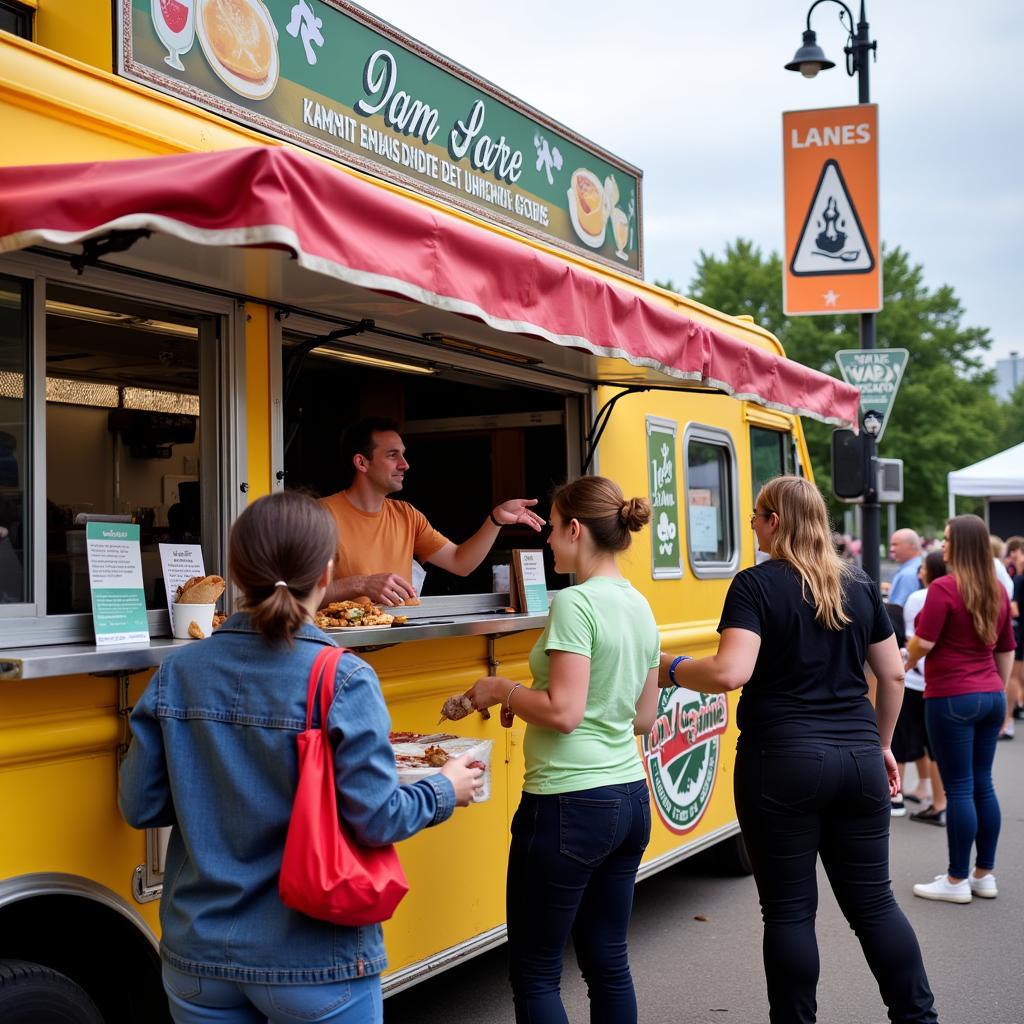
[
  {"xmin": 684, "ymin": 424, "xmax": 739, "ymax": 579},
  {"xmin": 0, "ymin": 257, "xmax": 236, "ymax": 647},
  {"xmin": 281, "ymin": 327, "xmax": 581, "ymax": 605}
]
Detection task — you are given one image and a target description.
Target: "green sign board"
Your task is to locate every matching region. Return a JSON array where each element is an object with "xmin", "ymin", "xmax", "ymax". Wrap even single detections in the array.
[
  {"xmin": 118, "ymin": 0, "xmax": 643, "ymax": 276},
  {"xmin": 647, "ymin": 416, "xmax": 682, "ymax": 579},
  {"xmin": 85, "ymin": 522, "xmax": 150, "ymax": 646},
  {"xmin": 835, "ymin": 347, "xmax": 909, "ymax": 443}
]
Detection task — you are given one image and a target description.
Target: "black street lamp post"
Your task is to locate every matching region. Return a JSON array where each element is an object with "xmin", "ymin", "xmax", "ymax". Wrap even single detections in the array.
[{"xmin": 786, "ymin": 0, "xmax": 881, "ymax": 584}]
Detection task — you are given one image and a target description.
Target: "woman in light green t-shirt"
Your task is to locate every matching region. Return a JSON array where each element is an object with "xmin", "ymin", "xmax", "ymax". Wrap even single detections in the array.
[{"xmin": 466, "ymin": 475, "xmax": 660, "ymax": 1024}]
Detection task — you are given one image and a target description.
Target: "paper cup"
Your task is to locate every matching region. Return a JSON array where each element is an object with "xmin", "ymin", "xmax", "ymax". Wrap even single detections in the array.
[{"xmin": 171, "ymin": 601, "xmax": 216, "ymax": 640}]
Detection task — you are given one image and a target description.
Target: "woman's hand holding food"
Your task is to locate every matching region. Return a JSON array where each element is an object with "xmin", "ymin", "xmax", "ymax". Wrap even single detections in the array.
[
  {"xmin": 440, "ymin": 753, "xmax": 485, "ymax": 806},
  {"xmin": 466, "ymin": 675, "xmax": 516, "ymax": 712}
]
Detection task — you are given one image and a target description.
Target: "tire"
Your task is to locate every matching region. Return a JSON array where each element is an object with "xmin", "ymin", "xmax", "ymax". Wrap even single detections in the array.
[
  {"xmin": 712, "ymin": 832, "xmax": 754, "ymax": 876},
  {"xmin": 0, "ymin": 960, "xmax": 104, "ymax": 1024}
]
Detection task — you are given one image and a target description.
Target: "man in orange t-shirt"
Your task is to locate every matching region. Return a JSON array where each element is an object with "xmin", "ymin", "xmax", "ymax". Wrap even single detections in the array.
[{"xmin": 321, "ymin": 417, "xmax": 545, "ymax": 606}]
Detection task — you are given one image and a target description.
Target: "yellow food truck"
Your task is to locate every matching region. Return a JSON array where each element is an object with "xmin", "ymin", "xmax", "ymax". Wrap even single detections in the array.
[{"xmin": 0, "ymin": 2, "xmax": 858, "ymax": 1019}]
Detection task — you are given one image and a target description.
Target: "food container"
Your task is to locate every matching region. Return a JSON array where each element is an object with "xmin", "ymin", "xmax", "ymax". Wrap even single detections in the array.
[
  {"xmin": 390, "ymin": 733, "xmax": 493, "ymax": 803},
  {"xmin": 171, "ymin": 601, "xmax": 216, "ymax": 640}
]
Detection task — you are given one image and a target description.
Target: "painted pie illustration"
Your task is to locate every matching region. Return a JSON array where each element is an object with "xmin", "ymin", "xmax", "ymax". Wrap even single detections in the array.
[
  {"xmin": 200, "ymin": 0, "xmax": 273, "ymax": 82},
  {"xmin": 571, "ymin": 168, "xmax": 607, "ymax": 238}
]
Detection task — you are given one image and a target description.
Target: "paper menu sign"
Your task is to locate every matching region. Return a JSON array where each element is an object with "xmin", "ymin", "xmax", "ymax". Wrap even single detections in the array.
[
  {"xmin": 159, "ymin": 543, "xmax": 207, "ymax": 617},
  {"xmin": 86, "ymin": 522, "xmax": 149, "ymax": 646},
  {"xmin": 511, "ymin": 549, "xmax": 549, "ymax": 615}
]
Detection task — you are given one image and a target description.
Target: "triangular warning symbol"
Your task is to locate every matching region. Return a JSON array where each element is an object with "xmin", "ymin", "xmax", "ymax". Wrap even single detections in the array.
[{"xmin": 790, "ymin": 159, "xmax": 875, "ymax": 276}]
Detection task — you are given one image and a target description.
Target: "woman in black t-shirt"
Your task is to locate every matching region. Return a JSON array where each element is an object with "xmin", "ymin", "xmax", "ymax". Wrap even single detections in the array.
[{"xmin": 660, "ymin": 475, "xmax": 936, "ymax": 1024}]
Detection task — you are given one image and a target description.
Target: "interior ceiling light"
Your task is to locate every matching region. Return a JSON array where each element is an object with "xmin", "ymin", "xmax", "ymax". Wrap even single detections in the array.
[
  {"xmin": 422, "ymin": 333, "xmax": 541, "ymax": 366},
  {"xmin": 46, "ymin": 300, "xmax": 198, "ymax": 339},
  {"xmin": 0, "ymin": 371, "xmax": 198, "ymax": 414},
  {"xmin": 310, "ymin": 347, "xmax": 435, "ymax": 375}
]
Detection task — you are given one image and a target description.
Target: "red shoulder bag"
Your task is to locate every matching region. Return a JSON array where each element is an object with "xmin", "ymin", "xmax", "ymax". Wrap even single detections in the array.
[{"xmin": 279, "ymin": 645, "xmax": 409, "ymax": 925}]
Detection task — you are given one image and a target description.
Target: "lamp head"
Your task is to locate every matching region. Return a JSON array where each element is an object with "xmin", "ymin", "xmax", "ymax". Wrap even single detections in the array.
[
  {"xmin": 785, "ymin": 29, "xmax": 835, "ymax": 78},
  {"xmin": 862, "ymin": 410, "xmax": 883, "ymax": 437}
]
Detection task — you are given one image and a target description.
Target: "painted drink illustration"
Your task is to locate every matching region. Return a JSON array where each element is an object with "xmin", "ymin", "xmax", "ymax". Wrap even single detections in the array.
[{"xmin": 152, "ymin": 0, "xmax": 195, "ymax": 70}]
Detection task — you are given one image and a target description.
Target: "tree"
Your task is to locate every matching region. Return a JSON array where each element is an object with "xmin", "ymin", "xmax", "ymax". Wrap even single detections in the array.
[
  {"xmin": 671, "ymin": 240, "xmax": 1001, "ymax": 532},
  {"xmin": 997, "ymin": 381, "xmax": 1024, "ymax": 452}
]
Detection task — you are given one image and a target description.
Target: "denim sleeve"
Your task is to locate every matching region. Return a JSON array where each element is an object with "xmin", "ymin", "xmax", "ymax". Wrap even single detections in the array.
[
  {"xmin": 118, "ymin": 667, "xmax": 176, "ymax": 829},
  {"xmin": 327, "ymin": 655, "xmax": 455, "ymax": 847}
]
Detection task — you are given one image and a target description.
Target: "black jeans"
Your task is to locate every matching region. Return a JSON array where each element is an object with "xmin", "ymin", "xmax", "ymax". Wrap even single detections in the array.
[
  {"xmin": 506, "ymin": 781, "xmax": 651, "ymax": 1024},
  {"xmin": 735, "ymin": 742, "xmax": 937, "ymax": 1024}
]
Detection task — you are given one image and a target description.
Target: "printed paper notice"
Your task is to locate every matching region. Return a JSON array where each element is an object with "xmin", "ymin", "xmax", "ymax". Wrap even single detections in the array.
[
  {"xmin": 689, "ymin": 505, "xmax": 719, "ymax": 554},
  {"xmin": 159, "ymin": 543, "xmax": 207, "ymax": 617},
  {"xmin": 87, "ymin": 522, "xmax": 149, "ymax": 646},
  {"xmin": 518, "ymin": 550, "xmax": 549, "ymax": 614}
]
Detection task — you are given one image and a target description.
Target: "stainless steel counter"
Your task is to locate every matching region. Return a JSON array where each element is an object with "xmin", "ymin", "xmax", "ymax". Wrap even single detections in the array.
[{"xmin": 0, "ymin": 607, "xmax": 548, "ymax": 680}]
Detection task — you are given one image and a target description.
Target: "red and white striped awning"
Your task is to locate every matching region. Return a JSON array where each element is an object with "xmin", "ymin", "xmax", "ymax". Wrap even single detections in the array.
[{"xmin": 0, "ymin": 146, "xmax": 859, "ymax": 427}]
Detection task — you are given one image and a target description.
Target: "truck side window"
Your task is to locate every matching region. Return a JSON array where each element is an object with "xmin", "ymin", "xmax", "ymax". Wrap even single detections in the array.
[
  {"xmin": 0, "ymin": 2, "xmax": 33, "ymax": 40},
  {"xmin": 750, "ymin": 426, "xmax": 794, "ymax": 500},
  {"xmin": 684, "ymin": 426, "xmax": 739, "ymax": 578},
  {"xmin": 0, "ymin": 274, "xmax": 31, "ymax": 604}
]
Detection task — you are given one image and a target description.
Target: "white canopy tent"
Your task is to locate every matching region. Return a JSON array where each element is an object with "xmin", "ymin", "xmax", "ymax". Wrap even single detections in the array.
[{"xmin": 947, "ymin": 442, "xmax": 1024, "ymax": 518}]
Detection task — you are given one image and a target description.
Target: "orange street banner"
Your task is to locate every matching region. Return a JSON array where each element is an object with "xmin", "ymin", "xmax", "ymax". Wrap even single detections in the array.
[{"xmin": 783, "ymin": 104, "xmax": 880, "ymax": 316}]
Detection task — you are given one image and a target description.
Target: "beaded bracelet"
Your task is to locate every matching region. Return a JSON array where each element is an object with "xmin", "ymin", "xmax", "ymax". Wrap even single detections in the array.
[{"xmin": 668, "ymin": 655, "xmax": 693, "ymax": 686}]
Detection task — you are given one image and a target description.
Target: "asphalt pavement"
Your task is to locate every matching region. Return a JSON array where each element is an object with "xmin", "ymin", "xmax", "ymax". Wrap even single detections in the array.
[{"xmin": 385, "ymin": 731, "xmax": 1024, "ymax": 1024}]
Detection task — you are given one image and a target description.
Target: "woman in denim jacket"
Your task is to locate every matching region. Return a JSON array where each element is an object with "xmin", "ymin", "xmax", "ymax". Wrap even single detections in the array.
[{"xmin": 119, "ymin": 492, "xmax": 481, "ymax": 1024}]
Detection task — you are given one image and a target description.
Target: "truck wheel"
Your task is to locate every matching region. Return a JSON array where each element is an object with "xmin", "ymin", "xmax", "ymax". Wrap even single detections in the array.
[
  {"xmin": 714, "ymin": 833, "xmax": 754, "ymax": 876},
  {"xmin": 0, "ymin": 960, "xmax": 104, "ymax": 1024}
]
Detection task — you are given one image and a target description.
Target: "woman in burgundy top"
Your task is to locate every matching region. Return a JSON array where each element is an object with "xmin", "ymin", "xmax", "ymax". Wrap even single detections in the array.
[{"xmin": 906, "ymin": 514, "xmax": 1016, "ymax": 903}]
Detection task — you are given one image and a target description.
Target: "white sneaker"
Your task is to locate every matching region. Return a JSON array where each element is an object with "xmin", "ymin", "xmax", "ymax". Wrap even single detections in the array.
[
  {"xmin": 969, "ymin": 873, "xmax": 998, "ymax": 898},
  {"xmin": 913, "ymin": 874, "xmax": 972, "ymax": 904}
]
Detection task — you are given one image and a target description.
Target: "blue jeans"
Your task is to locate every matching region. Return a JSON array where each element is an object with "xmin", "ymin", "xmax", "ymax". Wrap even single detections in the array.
[
  {"xmin": 735, "ymin": 742, "xmax": 936, "ymax": 1024},
  {"xmin": 162, "ymin": 963, "xmax": 381, "ymax": 1024},
  {"xmin": 506, "ymin": 780, "xmax": 651, "ymax": 1024},
  {"xmin": 925, "ymin": 691, "xmax": 1005, "ymax": 879}
]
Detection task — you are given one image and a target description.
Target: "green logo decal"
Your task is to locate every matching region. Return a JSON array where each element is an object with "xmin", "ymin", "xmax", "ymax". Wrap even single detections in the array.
[{"xmin": 641, "ymin": 687, "xmax": 727, "ymax": 834}]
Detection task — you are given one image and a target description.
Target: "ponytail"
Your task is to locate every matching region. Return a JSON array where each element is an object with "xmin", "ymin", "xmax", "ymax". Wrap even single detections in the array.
[
  {"xmin": 552, "ymin": 476, "xmax": 650, "ymax": 553},
  {"xmin": 228, "ymin": 492, "xmax": 336, "ymax": 646}
]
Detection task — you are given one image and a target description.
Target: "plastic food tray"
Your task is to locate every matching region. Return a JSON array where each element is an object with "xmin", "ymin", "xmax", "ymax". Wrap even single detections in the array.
[{"xmin": 390, "ymin": 734, "xmax": 493, "ymax": 803}]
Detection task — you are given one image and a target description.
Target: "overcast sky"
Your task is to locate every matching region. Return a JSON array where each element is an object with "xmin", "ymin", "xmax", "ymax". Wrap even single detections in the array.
[{"xmin": 362, "ymin": 1, "xmax": 1023, "ymax": 368}]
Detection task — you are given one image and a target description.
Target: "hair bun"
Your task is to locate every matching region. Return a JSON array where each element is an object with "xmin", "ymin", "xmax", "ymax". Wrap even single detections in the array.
[{"xmin": 619, "ymin": 497, "xmax": 652, "ymax": 532}]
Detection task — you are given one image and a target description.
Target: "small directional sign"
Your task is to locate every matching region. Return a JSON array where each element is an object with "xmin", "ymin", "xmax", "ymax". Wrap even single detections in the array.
[{"xmin": 835, "ymin": 348, "xmax": 909, "ymax": 443}]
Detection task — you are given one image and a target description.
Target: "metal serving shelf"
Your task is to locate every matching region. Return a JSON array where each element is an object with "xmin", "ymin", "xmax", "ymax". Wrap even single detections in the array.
[{"xmin": 0, "ymin": 603, "xmax": 549, "ymax": 680}]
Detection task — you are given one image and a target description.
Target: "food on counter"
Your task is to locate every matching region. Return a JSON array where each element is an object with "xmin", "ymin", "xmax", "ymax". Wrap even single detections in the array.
[
  {"xmin": 314, "ymin": 599, "xmax": 394, "ymax": 629},
  {"xmin": 392, "ymin": 615, "xmax": 408, "ymax": 625},
  {"xmin": 438, "ymin": 693, "xmax": 474, "ymax": 724},
  {"xmin": 200, "ymin": 0, "xmax": 274, "ymax": 82},
  {"xmin": 176, "ymin": 575, "xmax": 226, "ymax": 604},
  {"xmin": 187, "ymin": 620, "xmax": 206, "ymax": 640},
  {"xmin": 212, "ymin": 612, "xmax": 227, "ymax": 629}
]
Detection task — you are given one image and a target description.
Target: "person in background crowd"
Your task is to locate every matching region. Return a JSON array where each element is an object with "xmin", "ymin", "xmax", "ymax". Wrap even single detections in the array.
[
  {"xmin": 897, "ymin": 552, "xmax": 948, "ymax": 821},
  {"xmin": 907, "ymin": 515, "xmax": 1015, "ymax": 904},
  {"xmin": 989, "ymin": 535, "xmax": 1014, "ymax": 600},
  {"xmin": 888, "ymin": 529, "xmax": 923, "ymax": 608},
  {"xmin": 1000, "ymin": 535, "xmax": 1024, "ymax": 739},
  {"xmin": 119, "ymin": 492, "xmax": 482, "ymax": 1024},
  {"xmin": 660, "ymin": 475, "xmax": 937, "ymax": 1024},
  {"xmin": 465, "ymin": 476, "xmax": 661, "ymax": 1024}
]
